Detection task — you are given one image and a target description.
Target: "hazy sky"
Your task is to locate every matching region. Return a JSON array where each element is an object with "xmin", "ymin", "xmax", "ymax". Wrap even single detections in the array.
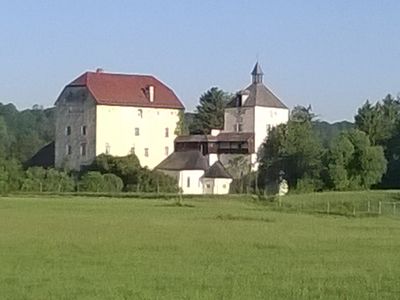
[{"xmin": 1, "ymin": 0, "xmax": 400, "ymax": 122}]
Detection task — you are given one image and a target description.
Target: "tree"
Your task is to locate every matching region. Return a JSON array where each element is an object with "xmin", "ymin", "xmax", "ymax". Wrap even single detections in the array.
[
  {"xmin": 190, "ymin": 87, "xmax": 230, "ymax": 134},
  {"xmin": 175, "ymin": 110, "xmax": 189, "ymax": 135},
  {"xmin": 0, "ymin": 116, "xmax": 11, "ymax": 158},
  {"xmin": 355, "ymin": 95, "xmax": 400, "ymax": 146},
  {"xmin": 258, "ymin": 106, "xmax": 324, "ymax": 192},
  {"xmin": 102, "ymin": 173, "xmax": 124, "ymax": 192},
  {"xmin": 45, "ymin": 169, "xmax": 75, "ymax": 192},
  {"xmin": 79, "ymin": 172, "xmax": 105, "ymax": 192},
  {"xmin": 88, "ymin": 154, "xmax": 141, "ymax": 189},
  {"xmin": 21, "ymin": 167, "xmax": 47, "ymax": 192},
  {"xmin": 326, "ymin": 129, "xmax": 387, "ymax": 190}
]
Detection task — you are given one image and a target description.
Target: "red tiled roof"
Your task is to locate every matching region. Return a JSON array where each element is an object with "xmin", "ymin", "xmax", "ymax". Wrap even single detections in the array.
[{"xmin": 67, "ymin": 71, "xmax": 184, "ymax": 109}]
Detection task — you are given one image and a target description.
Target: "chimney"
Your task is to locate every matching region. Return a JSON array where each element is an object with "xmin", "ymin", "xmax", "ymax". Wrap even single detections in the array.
[
  {"xmin": 148, "ymin": 85, "xmax": 154, "ymax": 102},
  {"xmin": 96, "ymin": 68, "xmax": 104, "ymax": 73}
]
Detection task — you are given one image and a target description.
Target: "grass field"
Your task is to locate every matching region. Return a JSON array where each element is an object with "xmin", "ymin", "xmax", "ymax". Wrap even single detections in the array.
[{"xmin": 1, "ymin": 192, "xmax": 400, "ymax": 299}]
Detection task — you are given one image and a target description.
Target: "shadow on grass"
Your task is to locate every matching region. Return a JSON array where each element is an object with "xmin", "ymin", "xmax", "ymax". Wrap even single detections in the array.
[
  {"xmin": 156, "ymin": 202, "xmax": 195, "ymax": 208},
  {"xmin": 215, "ymin": 214, "xmax": 275, "ymax": 223}
]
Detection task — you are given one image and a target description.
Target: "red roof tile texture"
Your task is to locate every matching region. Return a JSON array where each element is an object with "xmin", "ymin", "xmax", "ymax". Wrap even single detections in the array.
[{"xmin": 68, "ymin": 71, "xmax": 184, "ymax": 109}]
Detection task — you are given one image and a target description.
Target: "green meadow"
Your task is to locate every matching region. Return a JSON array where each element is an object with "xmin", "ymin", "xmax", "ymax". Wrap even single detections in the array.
[{"xmin": 1, "ymin": 192, "xmax": 400, "ymax": 299}]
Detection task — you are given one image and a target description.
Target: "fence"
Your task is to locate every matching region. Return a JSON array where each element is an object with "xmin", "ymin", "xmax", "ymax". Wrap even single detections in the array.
[{"xmin": 270, "ymin": 197, "xmax": 400, "ymax": 218}]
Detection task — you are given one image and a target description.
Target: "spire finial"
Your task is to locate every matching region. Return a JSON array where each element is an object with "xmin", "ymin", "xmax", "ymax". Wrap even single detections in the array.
[{"xmin": 251, "ymin": 62, "xmax": 263, "ymax": 84}]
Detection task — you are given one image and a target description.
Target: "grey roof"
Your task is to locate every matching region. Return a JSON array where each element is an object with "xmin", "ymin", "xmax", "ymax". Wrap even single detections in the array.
[
  {"xmin": 227, "ymin": 82, "xmax": 288, "ymax": 109},
  {"xmin": 155, "ymin": 150, "xmax": 209, "ymax": 171},
  {"xmin": 251, "ymin": 62, "xmax": 264, "ymax": 75},
  {"xmin": 203, "ymin": 161, "xmax": 232, "ymax": 179}
]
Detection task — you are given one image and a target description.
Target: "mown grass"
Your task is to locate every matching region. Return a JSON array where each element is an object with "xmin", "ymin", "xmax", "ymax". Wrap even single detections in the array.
[{"xmin": 0, "ymin": 192, "xmax": 400, "ymax": 299}]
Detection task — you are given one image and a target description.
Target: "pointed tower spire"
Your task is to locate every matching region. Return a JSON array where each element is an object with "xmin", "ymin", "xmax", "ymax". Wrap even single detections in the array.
[{"xmin": 251, "ymin": 62, "xmax": 264, "ymax": 84}]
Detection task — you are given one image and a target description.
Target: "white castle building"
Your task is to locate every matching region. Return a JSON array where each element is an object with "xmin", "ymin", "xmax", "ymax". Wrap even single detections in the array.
[{"xmin": 54, "ymin": 69, "xmax": 184, "ymax": 170}]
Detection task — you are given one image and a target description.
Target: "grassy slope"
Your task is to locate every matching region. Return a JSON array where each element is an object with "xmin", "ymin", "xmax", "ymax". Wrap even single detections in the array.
[{"xmin": 0, "ymin": 193, "xmax": 400, "ymax": 299}]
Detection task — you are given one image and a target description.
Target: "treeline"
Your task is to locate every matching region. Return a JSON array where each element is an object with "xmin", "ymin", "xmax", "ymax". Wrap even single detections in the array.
[
  {"xmin": 0, "ymin": 103, "xmax": 55, "ymax": 162},
  {"xmin": 258, "ymin": 94, "xmax": 400, "ymax": 192},
  {"xmin": 0, "ymin": 154, "xmax": 178, "ymax": 195}
]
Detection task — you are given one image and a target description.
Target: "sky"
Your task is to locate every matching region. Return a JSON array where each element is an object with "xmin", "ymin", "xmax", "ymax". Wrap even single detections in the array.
[{"xmin": 1, "ymin": 0, "xmax": 400, "ymax": 122}]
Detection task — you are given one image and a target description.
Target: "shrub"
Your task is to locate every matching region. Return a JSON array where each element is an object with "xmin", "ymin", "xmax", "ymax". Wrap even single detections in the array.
[{"xmin": 102, "ymin": 173, "xmax": 124, "ymax": 192}]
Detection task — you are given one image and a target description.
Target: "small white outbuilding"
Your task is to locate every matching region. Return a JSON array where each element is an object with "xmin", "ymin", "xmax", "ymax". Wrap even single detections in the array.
[{"xmin": 155, "ymin": 150, "xmax": 232, "ymax": 195}]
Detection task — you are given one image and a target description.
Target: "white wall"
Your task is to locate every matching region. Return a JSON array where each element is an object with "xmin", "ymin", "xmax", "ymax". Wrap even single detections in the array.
[
  {"xmin": 178, "ymin": 170, "xmax": 205, "ymax": 194},
  {"xmin": 212, "ymin": 178, "xmax": 232, "ymax": 194},
  {"xmin": 201, "ymin": 178, "xmax": 232, "ymax": 194},
  {"xmin": 202, "ymin": 178, "xmax": 214, "ymax": 194},
  {"xmin": 96, "ymin": 105, "xmax": 180, "ymax": 169},
  {"xmin": 253, "ymin": 107, "xmax": 289, "ymax": 155}
]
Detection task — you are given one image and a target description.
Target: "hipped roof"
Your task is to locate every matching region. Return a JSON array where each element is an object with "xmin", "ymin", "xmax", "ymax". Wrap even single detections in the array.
[
  {"xmin": 155, "ymin": 150, "xmax": 209, "ymax": 171},
  {"xmin": 203, "ymin": 161, "xmax": 232, "ymax": 179},
  {"xmin": 64, "ymin": 71, "xmax": 184, "ymax": 109}
]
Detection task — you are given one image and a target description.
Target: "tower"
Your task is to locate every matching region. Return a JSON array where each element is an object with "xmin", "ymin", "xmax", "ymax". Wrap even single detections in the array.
[{"xmin": 251, "ymin": 62, "xmax": 264, "ymax": 84}]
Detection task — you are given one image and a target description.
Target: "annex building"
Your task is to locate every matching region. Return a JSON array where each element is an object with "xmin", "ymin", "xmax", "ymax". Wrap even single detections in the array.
[{"xmin": 156, "ymin": 63, "xmax": 289, "ymax": 194}]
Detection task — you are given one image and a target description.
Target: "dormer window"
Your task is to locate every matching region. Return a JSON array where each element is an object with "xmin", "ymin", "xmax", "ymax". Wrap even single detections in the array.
[{"xmin": 145, "ymin": 85, "xmax": 154, "ymax": 102}]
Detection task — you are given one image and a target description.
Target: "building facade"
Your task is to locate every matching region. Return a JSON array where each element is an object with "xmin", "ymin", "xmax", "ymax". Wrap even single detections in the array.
[
  {"xmin": 223, "ymin": 62, "xmax": 289, "ymax": 167},
  {"xmin": 55, "ymin": 69, "xmax": 184, "ymax": 170},
  {"xmin": 156, "ymin": 62, "xmax": 289, "ymax": 194}
]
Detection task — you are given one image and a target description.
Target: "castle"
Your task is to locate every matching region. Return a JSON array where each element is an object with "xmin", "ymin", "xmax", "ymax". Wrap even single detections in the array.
[{"xmin": 54, "ymin": 63, "xmax": 289, "ymax": 194}]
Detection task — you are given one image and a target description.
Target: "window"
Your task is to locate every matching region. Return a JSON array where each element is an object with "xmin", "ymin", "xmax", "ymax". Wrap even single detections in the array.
[
  {"xmin": 206, "ymin": 184, "xmax": 211, "ymax": 188},
  {"xmin": 135, "ymin": 128, "xmax": 140, "ymax": 136},
  {"xmin": 165, "ymin": 128, "xmax": 169, "ymax": 137},
  {"xmin": 223, "ymin": 184, "xmax": 227, "ymax": 189},
  {"xmin": 266, "ymin": 124, "xmax": 271, "ymax": 133},
  {"xmin": 235, "ymin": 123, "xmax": 243, "ymax": 132},
  {"xmin": 81, "ymin": 125, "xmax": 87, "ymax": 136},
  {"xmin": 138, "ymin": 109, "xmax": 143, "ymax": 118},
  {"xmin": 80, "ymin": 143, "xmax": 87, "ymax": 156},
  {"xmin": 144, "ymin": 148, "xmax": 149, "ymax": 157},
  {"xmin": 165, "ymin": 146, "xmax": 169, "ymax": 156},
  {"xmin": 130, "ymin": 146, "xmax": 135, "ymax": 154},
  {"xmin": 105, "ymin": 143, "xmax": 110, "ymax": 154},
  {"xmin": 66, "ymin": 145, "xmax": 72, "ymax": 155},
  {"xmin": 187, "ymin": 177, "xmax": 190, "ymax": 188},
  {"xmin": 65, "ymin": 126, "xmax": 71, "ymax": 136}
]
